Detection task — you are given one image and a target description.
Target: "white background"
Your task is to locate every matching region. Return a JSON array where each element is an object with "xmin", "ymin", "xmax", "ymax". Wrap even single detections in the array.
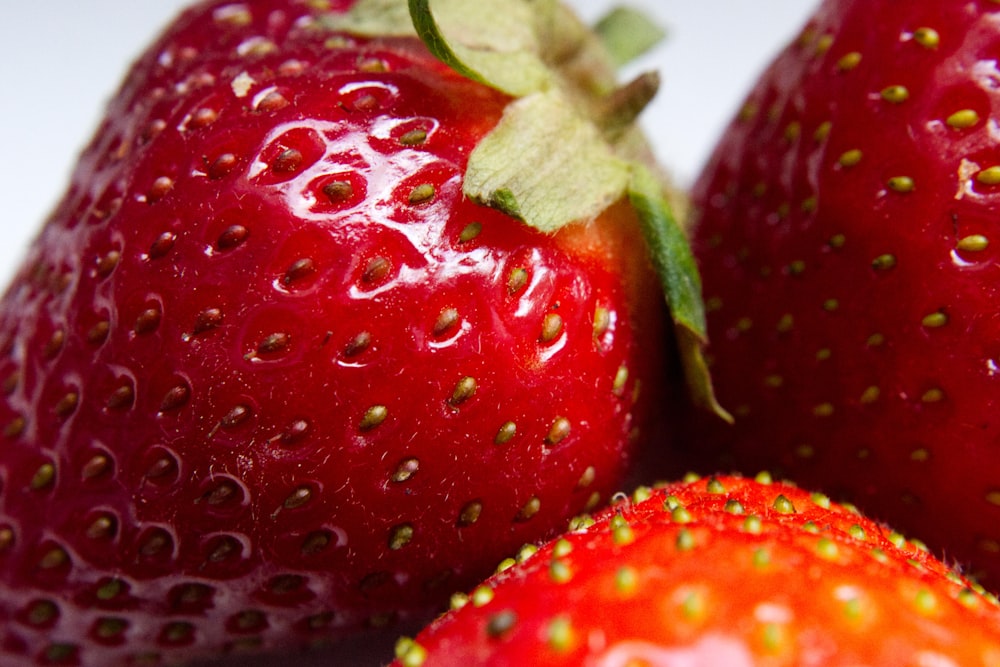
[{"xmin": 0, "ymin": 1, "xmax": 819, "ymax": 285}]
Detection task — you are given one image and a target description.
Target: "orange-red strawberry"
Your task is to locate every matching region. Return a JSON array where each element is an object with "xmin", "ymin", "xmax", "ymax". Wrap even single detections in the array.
[
  {"xmin": 0, "ymin": 0, "xmax": 711, "ymax": 664},
  {"xmin": 394, "ymin": 474, "xmax": 1000, "ymax": 667},
  {"xmin": 680, "ymin": 0, "xmax": 1000, "ymax": 587}
]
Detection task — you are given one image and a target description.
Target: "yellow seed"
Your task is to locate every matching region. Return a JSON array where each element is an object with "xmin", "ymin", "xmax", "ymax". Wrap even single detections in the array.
[
  {"xmin": 888, "ymin": 176, "xmax": 915, "ymax": 192},
  {"xmin": 913, "ymin": 27, "xmax": 940, "ymax": 49},
  {"xmin": 764, "ymin": 375, "xmax": 784, "ymax": 389},
  {"xmin": 360, "ymin": 405, "xmax": 388, "ymax": 431},
  {"xmin": 773, "ymin": 495, "xmax": 796, "ymax": 514},
  {"xmin": 517, "ymin": 496, "xmax": 541, "ymax": 521},
  {"xmin": 948, "ymin": 109, "xmax": 981, "ymax": 129},
  {"xmin": 471, "ymin": 585, "xmax": 494, "ymax": 607},
  {"xmin": 922, "ymin": 311, "xmax": 949, "ymax": 328},
  {"xmin": 837, "ymin": 51, "xmax": 862, "ymax": 71},
  {"xmin": 389, "ymin": 524, "xmax": 414, "ymax": 550},
  {"xmin": 881, "ymin": 85, "xmax": 910, "ymax": 103},
  {"xmin": 812, "ymin": 493, "xmax": 832, "ymax": 509},
  {"xmin": 616, "ymin": 567, "xmax": 638, "ymax": 594},
  {"xmin": 449, "ymin": 376, "xmax": 477, "ymax": 407},
  {"xmin": 672, "ymin": 506, "xmax": 693, "ymax": 524},
  {"xmin": 815, "ymin": 34, "xmax": 834, "ymax": 55},
  {"xmin": 813, "ymin": 403, "xmax": 835, "ymax": 418},
  {"xmin": 540, "ymin": 313, "xmax": 563, "ymax": 343},
  {"xmin": 915, "ymin": 589, "xmax": 939, "ymax": 615},
  {"xmin": 458, "ymin": 222, "xmax": 482, "ymax": 243},
  {"xmin": 839, "ymin": 149, "xmax": 863, "ymax": 167},
  {"xmin": 814, "ymin": 121, "xmax": 832, "ymax": 142},
  {"xmin": 550, "ymin": 559, "xmax": 573, "ymax": 584},
  {"xmin": 495, "ymin": 421, "xmax": 517, "ymax": 445},
  {"xmin": 408, "ymin": 183, "xmax": 435, "ymax": 205},
  {"xmin": 395, "ymin": 639, "xmax": 427, "ymax": 667},
  {"xmin": 738, "ymin": 102, "xmax": 759, "ymax": 122},
  {"xmin": 816, "ymin": 537, "xmax": 839, "ymax": 560},
  {"xmin": 860, "ymin": 386, "xmax": 881, "ymax": 404},
  {"xmin": 547, "ymin": 616, "xmax": 575, "ymax": 652},
  {"xmin": 725, "ymin": 499, "xmax": 745, "ymax": 515},
  {"xmin": 545, "ymin": 418, "xmax": 571, "ymax": 446},
  {"xmin": 612, "ymin": 366, "xmax": 629, "ymax": 396},
  {"xmin": 977, "ymin": 167, "xmax": 1000, "ymax": 185},
  {"xmin": 922, "ymin": 388, "xmax": 945, "ymax": 403},
  {"xmin": 958, "ymin": 235, "xmax": 990, "ymax": 252},
  {"xmin": 872, "ymin": 254, "xmax": 897, "ymax": 271},
  {"xmin": 553, "ymin": 538, "xmax": 573, "ymax": 558}
]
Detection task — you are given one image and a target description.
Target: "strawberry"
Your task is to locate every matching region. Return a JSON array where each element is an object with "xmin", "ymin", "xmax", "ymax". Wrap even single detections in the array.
[
  {"xmin": 393, "ymin": 474, "xmax": 1000, "ymax": 667},
  {"xmin": 677, "ymin": 0, "xmax": 1000, "ymax": 587},
  {"xmin": 0, "ymin": 0, "xmax": 712, "ymax": 664}
]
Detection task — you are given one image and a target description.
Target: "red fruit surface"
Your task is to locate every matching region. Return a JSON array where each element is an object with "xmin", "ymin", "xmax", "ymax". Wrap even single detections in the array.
[
  {"xmin": 679, "ymin": 0, "xmax": 1000, "ymax": 587},
  {"xmin": 0, "ymin": 0, "xmax": 671, "ymax": 664},
  {"xmin": 394, "ymin": 474, "xmax": 1000, "ymax": 667}
]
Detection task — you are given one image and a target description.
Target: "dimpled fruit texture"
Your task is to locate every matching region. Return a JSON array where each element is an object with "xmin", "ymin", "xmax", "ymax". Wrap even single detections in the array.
[
  {"xmin": 393, "ymin": 475, "xmax": 1000, "ymax": 667},
  {"xmin": 680, "ymin": 0, "xmax": 1000, "ymax": 588},
  {"xmin": 0, "ymin": 0, "xmax": 669, "ymax": 664}
]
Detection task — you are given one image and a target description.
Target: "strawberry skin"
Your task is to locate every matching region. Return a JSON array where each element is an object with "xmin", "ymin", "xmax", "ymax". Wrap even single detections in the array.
[
  {"xmin": 0, "ymin": 0, "xmax": 673, "ymax": 663},
  {"xmin": 394, "ymin": 474, "xmax": 1000, "ymax": 667},
  {"xmin": 678, "ymin": 0, "xmax": 1000, "ymax": 586}
]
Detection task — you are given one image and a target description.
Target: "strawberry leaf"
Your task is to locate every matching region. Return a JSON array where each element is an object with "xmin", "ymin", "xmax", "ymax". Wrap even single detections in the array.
[
  {"xmin": 629, "ymin": 166, "xmax": 732, "ymax": 423},
  {"xmin": 463, "ymin": 91, "xmax": 631, "ymax": 233},
  {"xmin": 408, "ymin": 0, "xmax": 555, "ymax": 97},
  {"xmin": 595, "ymin": 7, "xmax": 667, "ymax": 68},
  {"xmin": 320, "ymin": 0, "xmax": 417, "ymax": 37}
]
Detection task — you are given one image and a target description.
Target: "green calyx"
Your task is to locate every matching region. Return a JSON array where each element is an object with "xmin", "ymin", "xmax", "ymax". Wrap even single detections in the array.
[{"xmin": 330, "ymin": 0, "xmax": 727, "ymax": 420}]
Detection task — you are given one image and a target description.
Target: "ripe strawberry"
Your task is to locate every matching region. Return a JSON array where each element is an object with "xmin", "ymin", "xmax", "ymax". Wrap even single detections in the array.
[
  {"xmin": 0, "ymin": 0, "xmax": 710, "ymax": 664},
  {"xmin": 393, "ymin": 474, "xmax": 1000, "ymax": 667},
  {"xmin": 679, "ymin": 0, "xmax": 1000, "ymax": 587}
]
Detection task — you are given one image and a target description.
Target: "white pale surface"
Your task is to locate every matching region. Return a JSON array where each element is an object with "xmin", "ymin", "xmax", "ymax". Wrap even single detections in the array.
[{"xmin": 0, "ymin": 1, "xmax": 819, "ymax": 283}]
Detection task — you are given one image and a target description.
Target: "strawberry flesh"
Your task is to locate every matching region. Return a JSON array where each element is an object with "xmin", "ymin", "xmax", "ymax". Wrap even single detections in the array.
[
  {"xmin": 679, "ymin": 0, "xmax": 1000, "ymax": 587},
  {"xmin": 396, "ymin": 475, "xmax": 1000, "ymax": 666},
  {"xmin": 0, "ymin": 1, "xmax": 670, "ymax": 663}
]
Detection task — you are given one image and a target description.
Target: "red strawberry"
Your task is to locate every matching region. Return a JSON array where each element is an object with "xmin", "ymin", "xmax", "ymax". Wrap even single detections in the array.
[
  {"xmin": 0, "ymin": 0, "xmax": 711, "ymax": 664},
  {"xmin": 678, "ymin": 0, "xmax": 1000, "ymax": 587},
  {"xmin": 393, "ymin": 474, "xmax": 1000, "ymax": 667}
]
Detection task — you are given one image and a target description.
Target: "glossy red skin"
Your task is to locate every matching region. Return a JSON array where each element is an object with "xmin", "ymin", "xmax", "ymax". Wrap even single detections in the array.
[
  {"xmin": 678, "ymin": 0, "xmax": 1000, "ymax": 587},
  {"xmin": 0, "ymin": 1, "xmax": 669, "ymax": 664},
  {"xmin": 396, "ymin": 475, "xmax": 1000, "ymax": 666}
]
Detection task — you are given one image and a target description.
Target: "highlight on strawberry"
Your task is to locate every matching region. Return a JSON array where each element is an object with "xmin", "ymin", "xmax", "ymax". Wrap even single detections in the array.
[
  {"xmin": 393, "ymin": 474, "xmax": 1000, "ymax": 667},
  {"xmin": 678, "ymin": 0, "xmax": 1000, "ymax": 589},
  {"xmin": 0, "ymin": 0, "xmax": 716, "ymax": 664}
]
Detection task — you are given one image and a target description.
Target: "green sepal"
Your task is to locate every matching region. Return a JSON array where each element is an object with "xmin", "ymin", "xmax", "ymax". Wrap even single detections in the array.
[
  {"xmin": 320, "ymin": 0, "xmax": 417, "ymax": 37},
  {"xmin": 628, "ymin": 166, "xmax": 732, "ymax": 423},
  {"xmin": 464, "ymin": 90, "xmax": 632, "ymax": 233},
  {"xmin": 595, "ymin": 7, "xmax": 667, "ymax": 68},
  {"xmin": 408, "ymin": 0, "xmax": 555, "ymax": 97}
]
